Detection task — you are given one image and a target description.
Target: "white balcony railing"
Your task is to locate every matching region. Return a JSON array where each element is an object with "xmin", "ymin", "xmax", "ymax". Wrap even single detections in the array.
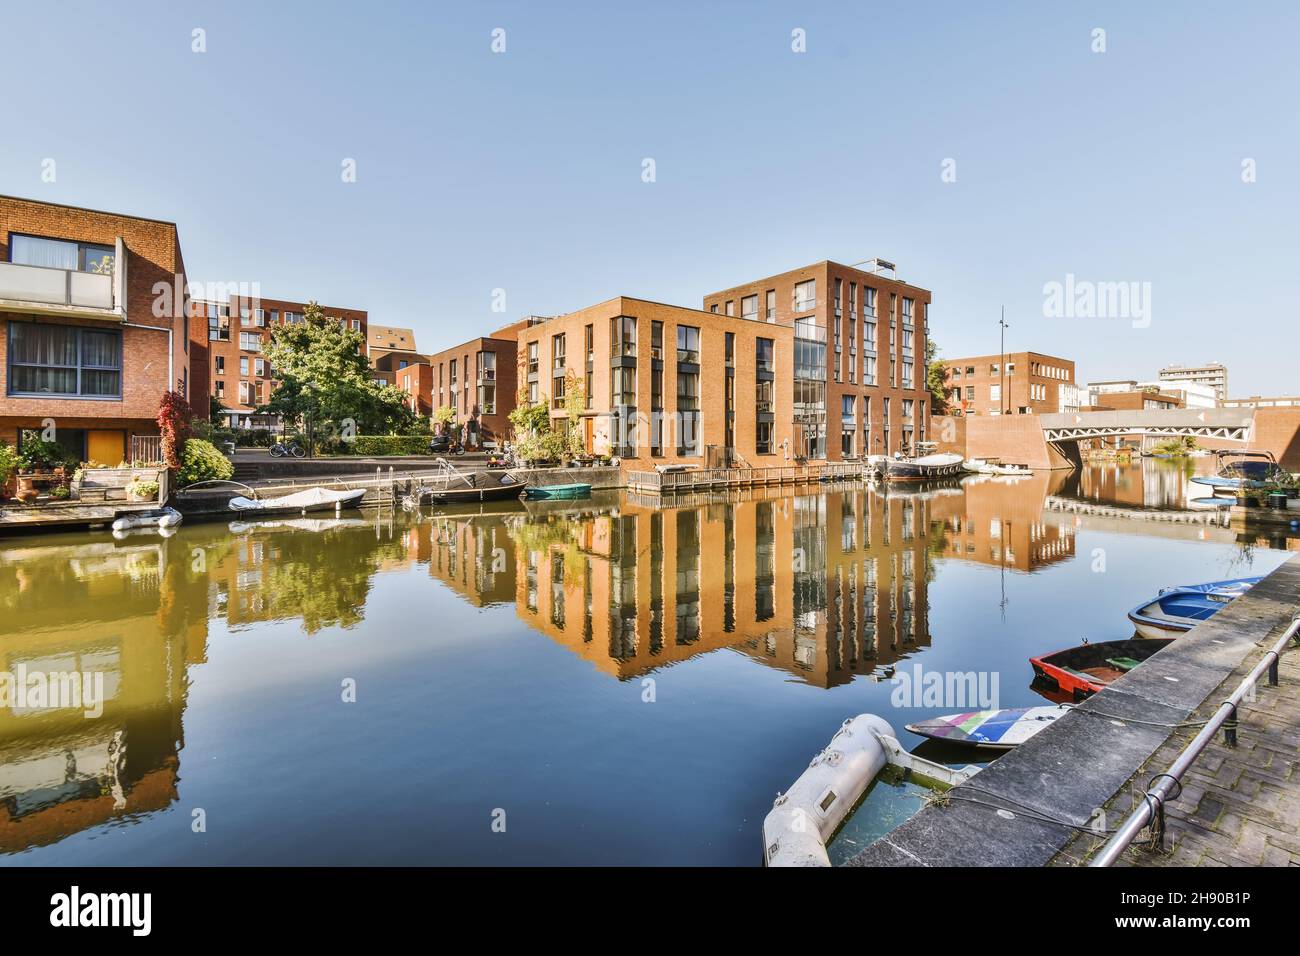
[{"xmin": 0, "ymin": 237, "xmax": 126, "ymax": 319}]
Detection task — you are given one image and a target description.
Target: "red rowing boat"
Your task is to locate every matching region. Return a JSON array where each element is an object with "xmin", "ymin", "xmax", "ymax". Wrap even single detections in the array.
[{"xmin": 1030, "ymin": 637, "xmax": 1173, "ymax": 700}]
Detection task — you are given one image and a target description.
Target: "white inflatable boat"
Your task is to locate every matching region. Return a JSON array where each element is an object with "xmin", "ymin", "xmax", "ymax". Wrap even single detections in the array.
[
  {"xmin": 763, "ymin": 714, "xmax": 979, "ymax": 867},
  {"xmin": 111, "ymin": 507, "xmax": 183, "ymax": 533}
]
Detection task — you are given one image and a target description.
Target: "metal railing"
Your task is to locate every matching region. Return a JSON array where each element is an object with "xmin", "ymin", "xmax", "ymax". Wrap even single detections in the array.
[{"xmin": 1090, "ymin": 616, "xmax": 1300, "ymax": 867}]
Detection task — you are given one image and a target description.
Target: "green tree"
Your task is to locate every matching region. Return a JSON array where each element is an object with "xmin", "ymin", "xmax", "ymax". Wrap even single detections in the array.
[
  {"xmin": 262, "ymin": 302, "xmax": 414, "ymax": 451},
  {"xmin": 925, "ymin": 338, "xmax": 949, "ymax": 414},
  {"xmin": 432, "ymin": 405, "xmax": 456, "ymax": 432}
]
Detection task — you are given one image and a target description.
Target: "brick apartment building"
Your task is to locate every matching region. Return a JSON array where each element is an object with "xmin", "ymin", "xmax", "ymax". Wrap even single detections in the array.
[
  {"xmin": 942, "ymin": 351, "xmax": 1077, "ymax": 417},
  {"xmin": 1086, "ymin": 381, "xmax": 1185, "ymax": 412},
  {"xmin": 516, "ymin": 297, "xmax": 795, "ymax": 465},
  {"xmin": 702, "ymin": 260, "xmax": 932, "ymax": 460},
  {"xmin": 191, "ymin": 296, "xmax": 367, "ymax": 429},
  {"xmin": 409, "ymin": 334, "xmax": 519, "ymax": 444},
  {"xmin": 367, "ymin": 325, "xmax": 422, "ymax": 386},
  {"xmin": 0, "ymin": 196, "xmax": 191, "ymax": 464}
]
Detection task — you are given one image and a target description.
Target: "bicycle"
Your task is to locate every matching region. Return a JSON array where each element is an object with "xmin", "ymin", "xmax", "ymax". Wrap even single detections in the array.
[{"xmin": 270, "ymin": 439, "xmax": 307, "ymax": 459}]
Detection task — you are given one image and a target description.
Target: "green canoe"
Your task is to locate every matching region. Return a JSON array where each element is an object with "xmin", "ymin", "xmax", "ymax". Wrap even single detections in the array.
[{"xmin": 524, "ymin": 483, "xmax": 592, "ymax": 500}]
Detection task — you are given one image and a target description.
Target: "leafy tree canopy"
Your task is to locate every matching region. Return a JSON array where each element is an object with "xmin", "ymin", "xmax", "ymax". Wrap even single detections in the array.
[{"xmin": 262, "ymin": 302, "xmax": 414, "ymax": 435}]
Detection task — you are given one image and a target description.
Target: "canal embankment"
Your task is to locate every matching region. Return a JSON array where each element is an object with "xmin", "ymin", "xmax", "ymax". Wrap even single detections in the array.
[{"xmin": 844, "ymin": 552, "xmax": 1300, "ymax": 867}]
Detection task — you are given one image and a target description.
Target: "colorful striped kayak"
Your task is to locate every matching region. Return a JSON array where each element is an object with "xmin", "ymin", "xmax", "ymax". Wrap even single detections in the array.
[{"xmin": 905, "ymin": 705, "xmax": 1071, "ymax": 750}]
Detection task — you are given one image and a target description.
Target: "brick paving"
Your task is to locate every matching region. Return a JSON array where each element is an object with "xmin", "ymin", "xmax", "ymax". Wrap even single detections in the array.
[{"xmin": 1053, "ymin": 640, "xmax": 1300, "ymax": 867}]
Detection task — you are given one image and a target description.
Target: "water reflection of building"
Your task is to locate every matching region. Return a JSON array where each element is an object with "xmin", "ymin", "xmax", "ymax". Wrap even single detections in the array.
[
  {"xmin": 0, "ymin": 539, "xmax": 199, "ymax": 853},
  {"xmin": 508, "ymin": 488, "xmax": 934, "ymax": 687},
  {"xmin": 929, "ymin": 473, "xmax": 1076, "ymax": 571}
]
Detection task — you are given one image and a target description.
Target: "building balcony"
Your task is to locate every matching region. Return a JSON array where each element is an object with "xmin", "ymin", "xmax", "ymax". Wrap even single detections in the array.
[{"xmin": 0, "ymin": 239, "xmax": 127, "ymax": 321}]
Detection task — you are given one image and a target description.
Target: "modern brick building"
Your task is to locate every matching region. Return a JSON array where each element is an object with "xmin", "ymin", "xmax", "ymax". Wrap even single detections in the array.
[
  {"xmin": 416, "ymin": 334, "xmax": 518, "ymax": 445},
  {"xmin": 0, "ymin": 196, "xmax": 191, "ymax": 464},
  {"xmin": 942, "ymin": 350, "xmax": 1076, "ymax": 417},
  {"xmin": 191, "ymin": 296, "xmax": 367, "ymax": 430},
  {"xmin": 1086, "ymin": 380, "xmax": 1185, "ymax": 412},
  {"xmin": 367, "ymin": 324, "xmax": 422, "ymax": 387},
  {"xmin": 702, "ymin": 259, "xmax": 932, "ymax": 460},
  {"xmin": 516, "ymin": 297, "xmax": 795, "ymax": 465}
]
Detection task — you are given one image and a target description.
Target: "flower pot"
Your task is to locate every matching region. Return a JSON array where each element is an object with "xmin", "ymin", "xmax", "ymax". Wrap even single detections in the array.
[{"xmin": 1267, "ymin": 492, "xmax": 1288, "ymax": 510}]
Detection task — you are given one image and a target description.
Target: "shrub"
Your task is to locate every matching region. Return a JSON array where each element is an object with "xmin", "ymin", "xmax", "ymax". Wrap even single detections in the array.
[
  {"xmin": 17, "ymin": 438, "xmax": 76, "ymax": 471},
  {"xmin": 0, "ymin": 441, "xmax": 19, "ymax": 486},
  {"xmin": 347, "ymin": 435, "xmax": 430, "ymax": 456},
  {"xmin": 51, "ymin": 484, "xmax": 71, "ymax": 500},
  {"xmin": 177, "ymin": 438, "xmax": 234, "ymax": 487},
  {"xmin": 157, "ymin": 389, "xmax": 193, "ymax": 470}
]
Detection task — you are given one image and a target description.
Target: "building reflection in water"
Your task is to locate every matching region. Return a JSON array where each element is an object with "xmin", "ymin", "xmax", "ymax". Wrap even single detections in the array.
[{"xmin": 506, "ymin": 487, "xmax": 937, "ymax": 687}]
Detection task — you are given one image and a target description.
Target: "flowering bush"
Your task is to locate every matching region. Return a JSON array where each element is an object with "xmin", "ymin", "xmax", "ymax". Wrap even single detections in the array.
[{"xmin": 177, "ymin": 439, "xmax": 234, "ymax": 487}]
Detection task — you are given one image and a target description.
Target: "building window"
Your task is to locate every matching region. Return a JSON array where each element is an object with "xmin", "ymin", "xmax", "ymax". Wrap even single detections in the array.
[
  {"xmin": 725, "ymin": 300, "xmax": 734, "ymax": 316},
  {"xmin": 239, "ymin": 356, "xmax": 249, "ymax": 376},
  {"xmin": 725, "ymin": 331, "xmax": 734, "ymax": 368},
  {"xmin": 527, "ymin": 341, "xmax": 538, "ymax": 375},
  {"xmin": 863, "ymin": 287, "xmax": 877, "ymax": 318},
  {"xmin": 611, "ymin": 316, "xmax": 637, "ymax": 357},
  {"xmin": 651, "ymin": 320, "xmax": 663, "ymax": 361},
  {"xmin": 741, "ymin": 294, "xmax": 758, "ymax": 320},
  {"xmin": 6, "ymin": 322, "xmax": 121, "ymax": 398},
  {"xmin": 765, "ymin": 289, "xmax": 776, "ymax": 322},
  {"xmin": 214, "ymin": 356, "xmax": 225, "ymax": 375},
  {"xmin": 756, "ymin": 420, "xmax": 773, "ymax": 455},
  {"xmin": 240, "ymin": 332, "xmax": 261, "ymax": 352},
  {"xmin": 793, "ymin": 279, "xmax": 816, "ymax": 313},
  {"xmin": 676, "ymin": 325, "xmax": 700, "ymax": 364},
  {"xmin": 10, "ymin": 234, "xmax": 115, "ymax": 274},
  {"xmin": 552, "ymin": 333, "xmax": 566, "ymax": 371}
]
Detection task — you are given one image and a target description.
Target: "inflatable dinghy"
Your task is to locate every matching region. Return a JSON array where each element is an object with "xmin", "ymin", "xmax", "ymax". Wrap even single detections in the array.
[{"xmin": 111, "ymin": 507, "xmax": 183, "ymax": 533}]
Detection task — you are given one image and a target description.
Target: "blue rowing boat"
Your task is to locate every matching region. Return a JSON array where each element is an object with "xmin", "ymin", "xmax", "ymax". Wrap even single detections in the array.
[{"xmin": 1127, "ymin": 576, "xmax": 1263, "ymax": 638}]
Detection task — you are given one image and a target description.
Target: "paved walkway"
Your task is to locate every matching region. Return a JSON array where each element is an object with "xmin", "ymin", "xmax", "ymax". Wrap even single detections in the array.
[{"xmin": 1053, "ymin": 638, "xmax": 1300, "ymax": 867}]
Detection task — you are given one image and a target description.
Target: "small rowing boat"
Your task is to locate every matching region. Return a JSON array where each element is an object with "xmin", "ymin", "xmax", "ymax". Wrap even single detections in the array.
[
  {"xmin": 905, "ymin": 704, "xmax": 1071, "ymax": 751},
  {"xmin": 1030, "ymin": 637, "xmax": 1173, "ymax": 700},
  {"xmin": 523, "ymin": 483, "xmax": 592, "ymax": 500},
  {"xmin": 1127, "ymin": 576, "xmax": 1262, "ymax": 639}
]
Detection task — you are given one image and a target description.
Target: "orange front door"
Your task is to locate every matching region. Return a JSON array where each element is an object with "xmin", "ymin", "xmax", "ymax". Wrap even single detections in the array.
[{"xmin": 87, "ymin": 430, "xmax": 126, "ymax": 466}]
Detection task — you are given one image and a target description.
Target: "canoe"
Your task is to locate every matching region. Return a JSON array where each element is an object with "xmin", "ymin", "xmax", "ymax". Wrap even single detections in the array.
[
  {"xmin": 1031, "ymin": 637, "xmax": 1174, "ymax": 700},
  {"xmin": 905, "ymin": 705, "xmax": 1071, "ymax": 751},
  {"xmin": 111, "ymin": 507, "xmax": 183, "ymax": 532},
  {"xmin": 228, "ymin": 487, "xmax": 366, "ymax": 515},
  {"xmin": 523, "ymin": 483, "xmax": 592, "ymax": 500},
  {"xmin": 1127, "ymin": 576, "xmax": 1263, "ymax": 639}
]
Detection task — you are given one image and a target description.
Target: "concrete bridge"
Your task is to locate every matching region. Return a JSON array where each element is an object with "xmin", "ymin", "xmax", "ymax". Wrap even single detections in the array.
[{"xmin": 940, "ymin": 406, "xmax": 1300, "ymax": 470}]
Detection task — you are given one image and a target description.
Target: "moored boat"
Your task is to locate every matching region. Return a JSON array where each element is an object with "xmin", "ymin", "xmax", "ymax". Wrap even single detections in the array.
[
  {"xmin": 905, "ymin": 704, "xmax": 1071, "ymax": 751},
  {"xmin": 523, "ymin": 483, "xmax": 592, "ymax": 500},
  {"xmin": 228, "ymin": 487, "xmax": 366, "ymax": 516},
  {"xmin": 423, "ymin": 474, "xmax": 526, "ymax": 504},
  {"xmin": 1127, "ymin": 576, "xmax": 1263, "ymax": 639},
  {"xmin": 1189, "ymin": 450, "xmax": 1290, "ymax": 496},
  {"xmin": 1030, "ymin": 637, "xmax": 1173, "ymax": 700},
  {"xmin": 884, "ymin": 452, "xmax": 965, "ymax": 480},
  {"xmin": 111, "ymin": 507, "xmax": 183, "ymax": 533}
]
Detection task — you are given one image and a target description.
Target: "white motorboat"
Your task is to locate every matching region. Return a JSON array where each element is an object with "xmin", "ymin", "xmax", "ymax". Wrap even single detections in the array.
[{"xmin": 228, "ymin": 487, "xmax": 366, "ymax": 516}]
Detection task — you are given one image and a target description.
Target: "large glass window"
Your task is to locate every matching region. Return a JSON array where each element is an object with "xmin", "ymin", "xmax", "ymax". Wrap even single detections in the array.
[
  {"xmin": 676, "ymin": 325, "xmax": 700, "ymax": 364},
  {"xmin": 7, "ymin": 322, "xmax": 121, "ymax": 398},
  {"xmin": 611, "ymin": 316, "xmax": 637, "ymax": 357},
  {"xmin": 10, "ymin": 234, "xmax": 115, "ymax": 274},
  {"xmin": 756, "ymin": 337, "xmax": 774, "ymax": 374},
  {"xmin": 793, "ymin": 279, "xmax": 816, "ymax": 313}
]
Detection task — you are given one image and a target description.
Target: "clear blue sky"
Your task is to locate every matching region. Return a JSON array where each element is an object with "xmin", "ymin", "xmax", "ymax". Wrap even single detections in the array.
[{"xmin": 2, "ymin": 0, "xmax": 1295, "ymax": 393}]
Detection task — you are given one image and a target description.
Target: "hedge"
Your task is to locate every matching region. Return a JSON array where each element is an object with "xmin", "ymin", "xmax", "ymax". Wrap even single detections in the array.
[{"xmin": 346, "ymin": 435, "xmax": 430, "ymax": 456}]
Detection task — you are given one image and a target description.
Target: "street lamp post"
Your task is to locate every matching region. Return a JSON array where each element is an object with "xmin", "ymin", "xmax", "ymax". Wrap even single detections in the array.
[{"xmin": 998, "ymin": 308, "xmax": 1010, "ymax": 415}]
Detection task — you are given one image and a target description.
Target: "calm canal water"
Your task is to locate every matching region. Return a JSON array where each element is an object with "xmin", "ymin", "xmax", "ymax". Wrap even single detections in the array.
[{"xmin": 0, "ymin": 460, "xmax": 1291, "ymax": 866}]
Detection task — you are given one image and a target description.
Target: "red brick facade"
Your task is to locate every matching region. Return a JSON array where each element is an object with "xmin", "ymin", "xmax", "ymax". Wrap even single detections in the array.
[
  {"xmin": 703, "ymin": 261, "xmax": 932, "ymax": 460},
  {"xmin": 0, "ymin": 196, "xmax": 190, "ymax": 462}
]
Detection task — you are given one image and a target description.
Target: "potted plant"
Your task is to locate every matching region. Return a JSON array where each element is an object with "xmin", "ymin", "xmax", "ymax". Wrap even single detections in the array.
[
  {"xmin": 125, "ymin": 475, "xmax": 160, "ymax": 502},
  {"xmin": 50, "ymin": 484, "xmax": 71, "ymax": 501}
]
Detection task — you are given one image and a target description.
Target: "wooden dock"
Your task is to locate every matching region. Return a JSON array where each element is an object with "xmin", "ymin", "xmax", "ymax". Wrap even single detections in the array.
[
  {"xmin": 626, "ymin": 461, "xmax": 865, "ymax": 495},
  {"xmin": 0, "ymin": 500, "xmax": 167, "ymax": 532}
]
